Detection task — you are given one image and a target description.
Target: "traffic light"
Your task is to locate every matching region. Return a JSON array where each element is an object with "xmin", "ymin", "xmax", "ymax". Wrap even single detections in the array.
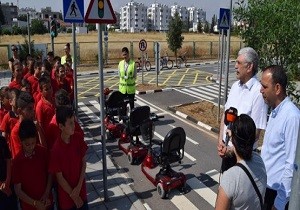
[
  {"xmin": 50, "ymin": 19, "xmax": 58, "ymax": 38},
  {"xmin": 98, "ymin": 0, "xmax": 104, "ymax": 18}
]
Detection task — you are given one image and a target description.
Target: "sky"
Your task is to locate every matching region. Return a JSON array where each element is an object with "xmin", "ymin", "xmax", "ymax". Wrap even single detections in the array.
[{"xmin": 8, "ymin": 0, "xmax": 234, "ymax": 21}]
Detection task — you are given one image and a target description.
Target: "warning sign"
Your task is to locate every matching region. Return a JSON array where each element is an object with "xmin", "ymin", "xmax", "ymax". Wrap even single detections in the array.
[{"xmin": 218, "ymin": 8, "xmax": 230, "ymax": 30}]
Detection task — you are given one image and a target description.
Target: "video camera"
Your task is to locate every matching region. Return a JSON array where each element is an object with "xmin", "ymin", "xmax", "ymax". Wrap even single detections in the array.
[{"xmin": 224, "ymin": 107, "xmax": 238, "ymax": 146}]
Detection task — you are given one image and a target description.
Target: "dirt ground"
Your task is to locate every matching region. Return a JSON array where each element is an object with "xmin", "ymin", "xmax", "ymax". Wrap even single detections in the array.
[{"xmin": 136, "ymin": 84, "xmax": 222, "ymax": 129}]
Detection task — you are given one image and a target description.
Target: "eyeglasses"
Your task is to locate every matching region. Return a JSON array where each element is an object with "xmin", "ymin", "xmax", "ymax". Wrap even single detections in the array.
[{"xmin": 12, "ymin": 49, "xmax": 18, "ymax": 52}]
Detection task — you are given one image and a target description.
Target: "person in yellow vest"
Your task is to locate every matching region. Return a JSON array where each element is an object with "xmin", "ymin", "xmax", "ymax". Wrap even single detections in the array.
[{"xmin": 118, "ymin": 47, "xmax": 137, "ymax": 110}]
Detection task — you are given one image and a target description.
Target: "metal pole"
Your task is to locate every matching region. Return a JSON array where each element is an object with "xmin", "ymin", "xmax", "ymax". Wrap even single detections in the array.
[
  {"xmin": 224, "ymin": 0, "xmax": 233, "ymax": 103},
  {"xmin": 72, "ymin": 23, "xmax": 78, "ymax": 116},
  {"xmin": 217, "ymin": 30, "xmax": 225, "ymax": 123},
  {"xmin": 141, "ymin": 51, "xmax": 144, "ymax": 84},
  {"xmin": 27, "ymin": 13, "xmax": 31, "ymax": 55},
  {"xmin": 155, "ymin": 42, "xmax": 160, "ymax": 86},
  {"xmin": 289, "ymin": 126, "xmax": 300, "ymax": 209},
  {"xmin": 97, "ymin": 24, "xmax": 108, "ymax": 201}
]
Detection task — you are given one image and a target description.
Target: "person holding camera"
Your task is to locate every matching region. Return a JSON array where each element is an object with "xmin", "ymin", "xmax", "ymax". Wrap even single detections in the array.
[{"xmin": 215, "ymin": 114, "xmax": 267, "ymax": 210}]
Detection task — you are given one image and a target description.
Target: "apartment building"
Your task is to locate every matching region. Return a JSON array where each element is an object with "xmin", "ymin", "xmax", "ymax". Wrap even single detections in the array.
[
  {"xmin": 120, "ymin": 1, "xmax": 148, "ymax": 32},
  {"xmin": 170, "ymin": 4, "xmax": 189, "ymax": 24},
  {"xmin": 0, "ymin": 2, "xmax": 18, "ymax": 26},
  {"xmin": 188, "ymin": 6, "xmax": 206, "ymax": 32},
  {"xmin": 147, "ymin": 3, "xmax": 170, "ymax": 32}
]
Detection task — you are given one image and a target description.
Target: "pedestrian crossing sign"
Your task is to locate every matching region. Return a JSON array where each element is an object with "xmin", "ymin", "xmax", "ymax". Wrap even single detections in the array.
[
  {"xmin": 218, "ymin": 8, "xmax": 230, "ymax": 30},
  {"xmin": 63, "ymin": 0, "xmax": 84, "ymax": 23}
]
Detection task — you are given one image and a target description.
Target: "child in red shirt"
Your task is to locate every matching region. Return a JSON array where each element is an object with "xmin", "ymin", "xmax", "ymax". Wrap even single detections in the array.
[
  {"xmin": 12, "ymin": 119, "xmax": 53, "ymax": 210},
  {"xmin": 47, "ymin": 89, "xmax": 84, "ymax": 150},
  {"xmin": 0, "ymin": 88, "xmax": 20, "ymax": 150},
  {"xmin": 0, "ymin": 86, "xmax": 11, "ymax": 126},
  {"xmin": 0, "ymin": 135, "xmax": 18, "ymax": 210},
  {"xmin": 35, "ymin": 76, "xmax": 55, "ymax": 149},
  {"xmin": 8, "ymin": 62, "xmax": 23, "ymax": 90},
  {"xmin": 49, "ymin": 106, "xmax": 88, "ymax": 210},
  {"xmin": 10, "ymin": 91, "xmax": 46, "ymax": 158},
  {"xmin": 27, "ymin": 61, "xmax": 42, "ymax": 98}
]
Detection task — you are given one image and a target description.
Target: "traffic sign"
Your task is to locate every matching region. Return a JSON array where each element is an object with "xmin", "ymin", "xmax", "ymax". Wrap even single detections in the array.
[
  {"xmin": 218, "ymin": 8, "xmax": 230, "ymax": 30},
  {"xmin": 139, "ymin": 39, "xmax": 147, "ymax": 52},
  {"xmin": 85, "ymin": 0, "xmax": 117, "ymax": 24},
  {"xmin": 63, "ymin": 0, "xmax": 84, "ymax": 23}
]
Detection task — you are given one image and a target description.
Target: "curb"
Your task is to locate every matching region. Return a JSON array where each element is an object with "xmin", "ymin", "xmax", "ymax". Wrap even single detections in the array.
[
  {"xmin": 168, "ymin": 103, "xmax": 220, "ymax": 134},
  {"xmin": 136, "ymin": 87, "xmax": 173, "ymax": 95}
]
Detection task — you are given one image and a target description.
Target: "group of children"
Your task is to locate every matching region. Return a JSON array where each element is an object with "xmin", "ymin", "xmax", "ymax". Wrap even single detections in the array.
[{"xmin": 0, "ymin": 46, "xmax": 88, "ymax": 210}]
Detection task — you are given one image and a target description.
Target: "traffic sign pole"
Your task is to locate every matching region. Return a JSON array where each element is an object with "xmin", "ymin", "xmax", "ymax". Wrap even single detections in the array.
[
  {"xmin": 224, "ymin": 3, "xmax": 232, "ymax": 103},
  {"xmin": 85, "ymin": 0, "xmax": 116, "ymax": 201},
  {"xmin": 139, "ymin": 39, "xmax": 147, "ymax": 84},
  {"xmin": 97, "ymin": 23, "xmax": 108, "ymax": 201}
]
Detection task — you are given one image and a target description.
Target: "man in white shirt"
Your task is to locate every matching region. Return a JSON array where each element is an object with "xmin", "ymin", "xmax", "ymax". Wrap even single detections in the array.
[
  {"xmin": 260, "ymin": 65, "xmax": 300, "ymax": 210},
  {"xmin": 217, "ymin": 47, "xmax": 268, "ymax": 173}
]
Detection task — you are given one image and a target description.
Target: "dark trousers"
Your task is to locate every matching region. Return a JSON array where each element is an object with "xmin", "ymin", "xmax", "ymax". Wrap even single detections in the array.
[
  {"xmin": 124, "ymin": 93, "xmax": 135, "ymax": 110},
  {"xmin": 0, "ymin": 190, "xmax": 18, "ymax": 210},
  {"xmin": 220, "ymin": 154, "xmax": 237, "ymax": 173},
  {"xmin": 264, "ymin": 188, "xmax": 289, "ymax": 210}
]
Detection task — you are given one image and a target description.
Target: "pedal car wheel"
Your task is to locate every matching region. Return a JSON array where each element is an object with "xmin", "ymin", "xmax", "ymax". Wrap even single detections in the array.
[
  {"xmin": 157, "ymin": 183, "xmax": 167, "ymax": 199},
  {"xmin": 179, "ymin": 182, "xmax": 186, "ymax": 193},
  {"xmin": 128, "ymin": 152, "xmax": 134, "ymax": 165}
]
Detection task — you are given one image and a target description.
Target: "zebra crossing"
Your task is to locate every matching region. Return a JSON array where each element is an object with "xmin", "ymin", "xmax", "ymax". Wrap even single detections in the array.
[
  {"xmin": 77, "ymin": 99, "xmax": 222, "ymax": 209},
  {"xmin": 175, "ymin": 83, "xmax": 230, "ymax": 104}
]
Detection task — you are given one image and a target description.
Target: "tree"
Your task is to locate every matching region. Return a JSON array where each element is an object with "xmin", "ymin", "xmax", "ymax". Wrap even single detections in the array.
[
  {"xmin": 204, "ymin": 21, "xmax": 210, "ymax": 33},
  {"xmin": 197, "ymin": 21, "xmax": 203, "ymax": 33},
  {"xmin": 166, "ymin": 12, "xmax": 184, "ymax": 59},
  {"xmin": 210, "ymin": 14, "xmax": 217, "ymax": 33},
  {"xmin": 30, "ymin": 19, "xmax": 48, "ymax": 35},
  {"xmin": 234, "ymin": 0, "xmax": 300, "ymax": 104},
  {"xmin": 18, "ymin": 14, "xmax": 27, "ymax": 21}
]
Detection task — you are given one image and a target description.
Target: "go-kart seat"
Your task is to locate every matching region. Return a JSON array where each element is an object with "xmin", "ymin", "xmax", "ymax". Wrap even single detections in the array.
[
  {"xmin": 105, "ymin": 91, "xmax": 126, "ymax": 117},
  {"xmin": 159, "ymin": 127, "xmax": 186, "ymax": 174},
  {"xmin": 128, "ymin": 106, "xmax": 150, "ymax": 138}
]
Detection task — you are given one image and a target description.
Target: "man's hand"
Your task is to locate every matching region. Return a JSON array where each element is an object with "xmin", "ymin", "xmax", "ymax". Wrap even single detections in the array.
[{"xmin": 217, "ymin": 142, "xmax": 227, "ymax": 158}]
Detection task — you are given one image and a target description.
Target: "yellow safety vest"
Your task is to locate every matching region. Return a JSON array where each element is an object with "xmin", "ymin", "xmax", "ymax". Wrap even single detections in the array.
[{"xmin": 118, "ymin": 60, "xmax": 136, "ymax": 94}]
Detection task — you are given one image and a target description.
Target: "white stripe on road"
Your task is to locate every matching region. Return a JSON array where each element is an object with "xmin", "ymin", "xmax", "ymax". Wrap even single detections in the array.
[
  {"xmin": 206, "ymin": 169, "xmax": 220, "ymax": 183},
  {"xmin": 78, "ymin": 102, "xmax": 100, "ymax": 123},
  {"xmin": 181, "ymin": 88, "xmax": 214, "ymax": 100},
  {"xmin": 187, "ymin": 177, "xmax": 217, "ymax": 207},
  {"xmin": 135, "ymin": 100, "xmax": 158, "ymax": 112},
  {"xmin": 170, "ymin": 192, "xmax": 199, "ymax": 210}
]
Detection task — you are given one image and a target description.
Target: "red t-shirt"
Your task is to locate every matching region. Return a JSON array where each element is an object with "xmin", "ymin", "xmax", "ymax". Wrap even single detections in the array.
[
  {"xmin": 8, "ymin": 80, "xmax": 22, "ymax": 90},
  {"xmin": 27, "ymin": 75, "xmax": 39, "ymax": 97},
  {"xmin": 0, "ymin": 107, "xmax": 8, "ymax": 126},
  {"xmin": 35, "ymin": 97, "xmax": 55, "ymax": 148},
  {"xmin": 0, "ymin": 111, "xmax": 19, "ymax": 151},
  {"xmin": 47, "ymin": 114, "xmax": 84, "ymax": 150},
  {"xmin": 12, "ymin": 145, "xmax": 53, "ymax": 210},
  {"xmin": 23, "ymin": 72, "xmax": 32, "ymax": 80},
  {"xmin": 10, "ymin": 121, "xmax": 21, "ymax": 159},
  {"xmin": 49, "ymin": 132, "xmax": 88, "ymax": 210}
]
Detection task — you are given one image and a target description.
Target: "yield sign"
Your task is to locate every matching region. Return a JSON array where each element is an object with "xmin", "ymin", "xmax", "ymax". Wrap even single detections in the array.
[{"xmin": 85, "ymin": 0, "xmax": 117, "ymax": 24}]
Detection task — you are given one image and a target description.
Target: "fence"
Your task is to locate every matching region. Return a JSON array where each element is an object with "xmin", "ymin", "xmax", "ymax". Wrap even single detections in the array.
[{"xmin": 0, "ymin": 40, "xmax": 244, "ymax": 68}]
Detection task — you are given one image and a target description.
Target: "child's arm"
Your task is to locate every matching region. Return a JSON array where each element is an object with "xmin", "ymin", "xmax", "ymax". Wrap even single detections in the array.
[
  {"xmin": 56, "ymin": 172, "xmax": 83, "ymax": 208},
  {"xmin": 14, "ymin": 183, "xmax": 46, "ymax": 210},
  {"xmin": 0, "ymin": 159, "xmax": 12, "ymax": 196},
  {"xmin": 70, "ymin": 156, "xmax": 86, "ymax": 197},
  {"xmin": 40, "ymin": 174, "xmax": 52, "ymax": 207},
  {"xmin": 35, "ymin": 123, "xmax": 47, "ymax": 148}
]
